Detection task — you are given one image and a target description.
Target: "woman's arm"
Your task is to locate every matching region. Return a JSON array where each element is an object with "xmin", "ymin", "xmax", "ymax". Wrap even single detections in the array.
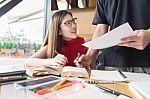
[
  {"xmin": 31, "ymin": 45, "xmax": 48, "ymax": 58},
  {"xmin": 26, "ymin": 45, "xmax": 68, "ymax": 66},
  {"xmin": 26, "ymin": 45, "xmax": 52, "ymax": 66}
]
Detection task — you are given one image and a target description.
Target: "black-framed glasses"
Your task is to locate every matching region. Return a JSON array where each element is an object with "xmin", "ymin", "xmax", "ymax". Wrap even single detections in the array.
[{"xmin": 61, "ymin": 18, "xmax": 77, "ymax": 27}]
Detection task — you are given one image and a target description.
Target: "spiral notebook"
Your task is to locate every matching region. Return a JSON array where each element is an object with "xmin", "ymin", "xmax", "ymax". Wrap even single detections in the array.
[{"xmin": 90, "ymin": 70, "xmax": 127, "ymax": 82}]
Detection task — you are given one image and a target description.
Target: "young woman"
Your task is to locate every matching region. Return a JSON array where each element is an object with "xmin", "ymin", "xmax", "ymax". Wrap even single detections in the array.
[{"xmin": 26, "ymin": 10, "xmax": 87, "ymax": 67}]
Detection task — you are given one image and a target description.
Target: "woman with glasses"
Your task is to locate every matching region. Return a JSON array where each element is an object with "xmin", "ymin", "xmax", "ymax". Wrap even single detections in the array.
[{"xmin": 26, "ymin": 10, "xmax": 87, "ymax": 67}]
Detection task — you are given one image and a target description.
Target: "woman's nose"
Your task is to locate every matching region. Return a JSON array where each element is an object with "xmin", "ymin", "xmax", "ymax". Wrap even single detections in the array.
[{"xmin": 71, "ymin": 22, "xmax": 76, "ymax": 28}]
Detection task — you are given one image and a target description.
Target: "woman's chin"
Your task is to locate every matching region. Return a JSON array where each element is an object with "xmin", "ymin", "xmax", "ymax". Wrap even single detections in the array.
[
  {"xmin": 68, "ymin": 34, "xmax": 77, "ymax": 38},
  {"xmin": 63, "ymin": 35, "xmax": 77, "ymax": 41},
  {"xmin": 71, "ymin": 35, "xmax": 78, "ymax": 39}
]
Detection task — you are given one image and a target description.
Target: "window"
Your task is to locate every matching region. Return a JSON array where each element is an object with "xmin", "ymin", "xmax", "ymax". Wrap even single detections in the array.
[{"xmin": 0, "ymin": 0, "xmax": 44, "ymax": 57}]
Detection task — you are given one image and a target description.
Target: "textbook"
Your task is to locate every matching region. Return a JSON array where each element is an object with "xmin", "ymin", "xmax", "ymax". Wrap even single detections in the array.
[
  {"xmin": 0, "ymin": 75, "xmax": 27, "ymax": 85},
  {"xmin": 0, "ymin": 64, "xmax": 26, "ymax": 76},
  {"xmin": 0, "ymin": 64, "xmax": 27, "ymax": 85},
  {"xmin": 26, "ymin": 65, "xmax": 89, "ymax": 78}
]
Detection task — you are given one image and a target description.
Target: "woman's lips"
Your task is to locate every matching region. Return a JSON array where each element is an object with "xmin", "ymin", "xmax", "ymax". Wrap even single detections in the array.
[
  {"xmin": 71, "ymin": 32, "xmax": 76, "ymax": 34},
  {"xmin": 71, "ymin": 30, "xmax": 76, "ymax": 34}
]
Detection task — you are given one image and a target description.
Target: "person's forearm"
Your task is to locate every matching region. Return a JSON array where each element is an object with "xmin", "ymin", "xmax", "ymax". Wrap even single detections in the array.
[
  {"xmin": 92, "ymin": 24, "xmax": 109, "ymax": 39},
  {"xmin": 147, "ymin": 29, "xmax": 150, "ymax": 44},
  {"xmin": 86, "ymin": 48, "xmax": 98, "ymax": 58},
  {"xmin": 86, "ymin": 24, "xmax": 108, "ymax": 57},
  {"xmin": 31, "ymin": 45, "xmax": 48, "ymax": 58}
]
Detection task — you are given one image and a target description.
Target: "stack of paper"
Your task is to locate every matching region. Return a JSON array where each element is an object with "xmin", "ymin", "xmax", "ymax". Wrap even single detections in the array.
[{"xmin": 0, "ymin": 64, "xmax": 26, "ymax": 85}]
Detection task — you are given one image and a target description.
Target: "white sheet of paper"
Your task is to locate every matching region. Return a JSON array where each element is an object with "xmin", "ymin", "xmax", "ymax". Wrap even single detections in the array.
[
  {"xmin": 123, "ymin": 72, "xmax": 150, "ymax": 82},
  {"xmin": 83, "ymin": 22, "xmax": 136, "ymax": 49},
  {"xmin": 129, "ymin": 81, "xmax": 150, "ymax": 99},
  {"xmin": 90, "ymin": 70, "xmax": 126, "ymax": 82},
  {"xmin": 61, "ymin": 84, "xmax": 116, "ymax": 99}
]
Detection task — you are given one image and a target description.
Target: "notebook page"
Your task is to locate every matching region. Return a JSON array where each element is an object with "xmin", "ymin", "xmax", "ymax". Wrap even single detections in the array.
[
  {"xmin": 129, "ymin": 81, "xmax": 150, "ymax": 99},
  {"xmin": 90, "ymin": 70, "xmax": 126, "ymax": 82}
]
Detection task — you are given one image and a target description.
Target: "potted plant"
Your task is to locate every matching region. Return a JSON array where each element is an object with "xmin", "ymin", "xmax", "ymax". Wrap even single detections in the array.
[{"xmin": 0, "ymin": 36, "xmax": 12, "ymax": 56}]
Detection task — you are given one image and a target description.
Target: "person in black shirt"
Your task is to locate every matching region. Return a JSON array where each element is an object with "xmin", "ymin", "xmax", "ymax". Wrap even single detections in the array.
[{"xmin": 74, "ymin": 0, "xmax": 150, "ymax": 74}]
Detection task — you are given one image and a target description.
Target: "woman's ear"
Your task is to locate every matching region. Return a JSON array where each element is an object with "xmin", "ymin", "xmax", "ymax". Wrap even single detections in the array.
[
  {"xmin": 59, "ymin": 32, "xmax": 61, "ymax": 35},
  {"xmin": 59, "ymin": 31, "xmax": 62, "ymax": 35}
]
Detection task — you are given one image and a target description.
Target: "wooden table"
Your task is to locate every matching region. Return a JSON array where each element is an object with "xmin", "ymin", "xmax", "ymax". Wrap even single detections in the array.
[{"xmin": 98, "ymin": 82, "xmax": 138, "ymax": 99}]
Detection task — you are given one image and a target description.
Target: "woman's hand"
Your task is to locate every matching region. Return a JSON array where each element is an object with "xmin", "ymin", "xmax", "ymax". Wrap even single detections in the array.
[
  {"xmin": 51, "ymin": 54, "xmax": 68, "ymax": 66},
  {"xmin": 119, "ymin": 30, "xmax": 150, "ymax": 50},
  {"xmin": 74, "ymin": 54, "xmax": 95, "ymax": 69}
]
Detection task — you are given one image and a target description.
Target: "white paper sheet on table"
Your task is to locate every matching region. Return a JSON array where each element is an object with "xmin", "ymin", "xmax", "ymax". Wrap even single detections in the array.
[
  {"xmin": 83, "ymin": 22, "xmax": 136, "ymax": 49},
  {"xmin": 129, "ymin": 81, "xmax": 150, "ymax": 99}
]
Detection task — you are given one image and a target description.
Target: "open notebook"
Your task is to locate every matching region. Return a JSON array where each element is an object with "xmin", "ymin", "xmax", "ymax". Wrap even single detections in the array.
[
  {"xmin": 90, "ymin": 70, "xmax": 150, "ymax": 83},
  {"xmin": 26, "ymin": 65, "xmax": 89, "ymax": 78},
  {"xmin": 90, "ymin": 70, "xmax": 127, "ymax": 82}
]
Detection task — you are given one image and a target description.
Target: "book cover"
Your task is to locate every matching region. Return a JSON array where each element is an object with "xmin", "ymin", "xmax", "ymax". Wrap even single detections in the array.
[{"xmin": 0, "ymin": 64, "xmax": 26, "ymax": 76}]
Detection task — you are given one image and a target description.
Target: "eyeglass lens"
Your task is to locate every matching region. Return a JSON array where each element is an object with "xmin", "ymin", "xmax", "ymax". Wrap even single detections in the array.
[{"xmin": 64, "ymin": 18, "xmax": 77, "ymax": 27}]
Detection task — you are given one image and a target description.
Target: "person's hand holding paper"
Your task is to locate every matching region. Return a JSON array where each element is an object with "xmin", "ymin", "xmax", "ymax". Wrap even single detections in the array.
[
  {"xmin": 119, "ymin": 29, "xmax": 150, "ymax": 50},
  {"xmin": 83, "ymin": 23, "xmax": 137, "ymax": 49}
]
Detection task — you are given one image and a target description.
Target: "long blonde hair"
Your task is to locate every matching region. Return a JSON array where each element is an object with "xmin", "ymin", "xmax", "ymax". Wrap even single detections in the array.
[{"xmin": 42, "ymin": 10, "xmax": 73, "ymax": 58}]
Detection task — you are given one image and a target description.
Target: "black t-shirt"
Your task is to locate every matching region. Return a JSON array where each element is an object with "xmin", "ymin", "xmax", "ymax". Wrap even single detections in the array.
[{"xmin": 93, "ymin": 0, "xmax": 150, "ymax": 67}]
